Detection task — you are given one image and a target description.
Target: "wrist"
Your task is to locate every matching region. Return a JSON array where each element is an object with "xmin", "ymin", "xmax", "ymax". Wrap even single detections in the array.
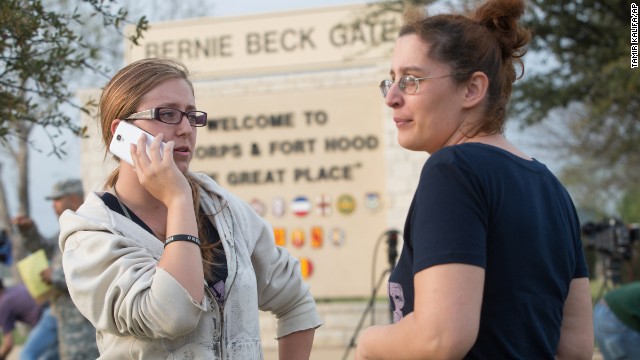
[
  {"xmin": 166, "ymin": 193, "xmax": 194, "ymax": 211},
  {"xmin": 164, "ymin": 234, "xmax": 201, "ymax": 248}
]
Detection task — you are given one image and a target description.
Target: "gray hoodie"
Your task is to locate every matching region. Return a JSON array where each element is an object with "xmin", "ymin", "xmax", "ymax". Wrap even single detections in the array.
[{"xmin": 59, "ymin": 173, "xmax": 322, "ymax": 359}]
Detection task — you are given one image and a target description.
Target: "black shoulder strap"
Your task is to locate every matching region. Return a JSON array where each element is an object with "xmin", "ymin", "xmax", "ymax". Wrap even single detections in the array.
[{"xmin": 99, "ymin": 192, "xmax": 155, "ymax": 236}]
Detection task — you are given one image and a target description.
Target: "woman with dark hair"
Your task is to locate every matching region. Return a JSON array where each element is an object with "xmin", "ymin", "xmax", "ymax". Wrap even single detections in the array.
[
  {"xmin": 59, "ymin": 58, "xmax": 322, "ymax": 359},
  {"xmin": 355, "ymin": 0, "xmax": 593, "ymax": 358}
]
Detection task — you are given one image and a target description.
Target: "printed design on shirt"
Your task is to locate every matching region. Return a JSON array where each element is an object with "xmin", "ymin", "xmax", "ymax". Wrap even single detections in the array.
[
  {"xmin": 388, "ymin": 282, "xmax": 405, "ymax": 323},
  {"xmin": 212, "ymin": 280, "xmax": 225, "ymax": 302}
]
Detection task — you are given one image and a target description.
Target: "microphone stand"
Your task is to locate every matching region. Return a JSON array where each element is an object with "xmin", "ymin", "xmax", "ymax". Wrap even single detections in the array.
[
  {"xmin": 341, "ymin": 268, "xmax": 391, "ymax": 360},
  {"xmin": 342, "ymin": 230, "xmax": 400, "ymax": 360}
]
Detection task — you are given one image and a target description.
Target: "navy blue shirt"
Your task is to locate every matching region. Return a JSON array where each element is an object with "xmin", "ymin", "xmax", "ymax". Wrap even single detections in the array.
[{"xmin": 388, "ymin": 143, "xmax": 588, "ymax": 359}]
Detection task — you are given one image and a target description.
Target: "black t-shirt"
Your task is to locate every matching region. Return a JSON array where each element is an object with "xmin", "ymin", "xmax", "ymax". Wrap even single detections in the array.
[{"xmin": 388, "ymin": 143, "xmax": 588, "ymax": 359}]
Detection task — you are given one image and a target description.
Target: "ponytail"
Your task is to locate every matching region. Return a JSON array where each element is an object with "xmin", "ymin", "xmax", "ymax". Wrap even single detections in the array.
[{"xmin": 474, "ymin": 0, "xmax": 530, "ymax": 78}]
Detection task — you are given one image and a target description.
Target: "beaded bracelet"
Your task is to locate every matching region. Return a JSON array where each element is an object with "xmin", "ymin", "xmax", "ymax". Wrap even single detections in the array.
[{"xmin": 164, "ymin": 234, "xmax": 201, "ymax": 248}]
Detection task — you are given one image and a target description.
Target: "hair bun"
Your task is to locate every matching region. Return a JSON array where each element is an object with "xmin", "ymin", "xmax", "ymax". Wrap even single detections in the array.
[{"xmin": 474, "ymin": 0, "xmax": 530, "ymax": 60}]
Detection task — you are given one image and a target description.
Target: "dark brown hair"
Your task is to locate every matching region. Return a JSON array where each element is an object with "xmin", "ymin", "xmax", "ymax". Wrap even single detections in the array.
[{"xmin": 400, "ymin": 0, "xmax": 531, "ymax": 135}]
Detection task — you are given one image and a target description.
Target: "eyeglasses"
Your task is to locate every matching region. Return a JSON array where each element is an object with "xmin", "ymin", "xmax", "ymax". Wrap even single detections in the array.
[
  {"xmin": 379, "ymin": 74, "xmax": 459, "ymax": 98},
  {"xmin": 124, "ymin": 107, "xmax": 207, "ymax": 127}
]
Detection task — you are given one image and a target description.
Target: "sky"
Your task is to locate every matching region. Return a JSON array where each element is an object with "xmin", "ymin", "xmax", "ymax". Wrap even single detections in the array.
[
  {"xmin": 214, "ymin": 0, "xmax": 367, "ymax": 17},
  {"xmin": 8, "ymin": 0, "xmax": 551, "ymax": 237}
]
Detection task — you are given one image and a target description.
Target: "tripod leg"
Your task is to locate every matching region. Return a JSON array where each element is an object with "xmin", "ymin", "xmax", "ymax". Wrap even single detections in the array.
[
  {"xmin": 341, "ymin": 270, "xmax": 390, "ymax": 360},
  {"xmin": 594, "ymin": 277, "xmax": 608, "ymax": 304}
]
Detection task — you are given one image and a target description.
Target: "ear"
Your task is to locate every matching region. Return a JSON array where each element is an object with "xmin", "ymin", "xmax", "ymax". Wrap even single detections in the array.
[
  {"xmin": 461, "ymin": 71, "xmax": 489, "ymax": 109},
  {"xmin": 110, "ymin": 119, "xmax": 122, "ymax": 136}
]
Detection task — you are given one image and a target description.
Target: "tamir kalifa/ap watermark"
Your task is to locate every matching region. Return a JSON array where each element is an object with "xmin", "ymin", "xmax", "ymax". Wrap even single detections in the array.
[{"xmin": 632, "ymin": 3, "xmax": 638, "ymax": 68}]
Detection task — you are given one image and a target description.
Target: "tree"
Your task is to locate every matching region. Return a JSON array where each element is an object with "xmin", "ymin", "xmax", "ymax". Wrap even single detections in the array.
[
  {"xmin": 0, "ymin": 0, "xmax": 148, "ymax": 272},
  {"xmin": 0, "ymin": 0, "xmax": 217, "ymax": 279},
  {"xmin": 494, "ymin": 0, "xmax": 640, "ymax": 282},
  {"xmin": 512, "ymin": 0, "xmax": 639, "ymax": 218},
  {"xmin": 0, "ymin": 0, "xmax": 148, "ymax": 142}
]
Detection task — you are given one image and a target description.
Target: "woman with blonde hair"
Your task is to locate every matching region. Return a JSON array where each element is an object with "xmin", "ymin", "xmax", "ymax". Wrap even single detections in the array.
[{"xmin": 59, "ymin": 58, "xmax": 322, "ymax": 359}]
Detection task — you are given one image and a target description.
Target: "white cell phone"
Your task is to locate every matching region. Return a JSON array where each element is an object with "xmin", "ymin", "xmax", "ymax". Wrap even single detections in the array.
[{"xmin": 109, "ymin": 121, "xmax": 165, "ymax": 166}]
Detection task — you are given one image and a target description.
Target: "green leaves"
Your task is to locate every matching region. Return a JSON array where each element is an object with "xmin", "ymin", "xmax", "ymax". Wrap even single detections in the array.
[
  {"xmin": 0, "ymin": 0, "xmax": 148, "ymax": 149},
  {"xmin": 512, "ymin": 0, "xmax": 639, "ymax": 217}
]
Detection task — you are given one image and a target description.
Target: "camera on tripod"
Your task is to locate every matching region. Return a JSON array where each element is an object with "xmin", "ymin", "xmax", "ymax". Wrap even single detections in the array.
[
  {"xmin": 581, "ymin": 218, "xmax": 638, "ymax": 260},
  {"xmin": 581, "ymin": 218, "xmax": 639, "ymax": 285}
]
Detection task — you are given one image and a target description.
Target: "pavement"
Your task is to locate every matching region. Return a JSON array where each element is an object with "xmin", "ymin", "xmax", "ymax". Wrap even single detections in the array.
[
  {"xmin": 265, "ymin": 346, "xmax": 349, "ymax": 360},
  {"xmin": 9, "ymin": 344, "xmax": 604, "ymax": 359},
  {"xmin": 6, "ymin": 345, "xmax": 348, "ymax": 360},
  {"xmin": 264, "ymin": 346, "xmax": 604, "ymax": 360}
]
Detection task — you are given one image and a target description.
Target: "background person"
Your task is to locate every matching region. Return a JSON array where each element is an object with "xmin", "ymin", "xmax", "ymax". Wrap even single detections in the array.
[
  {"xmin": 13, "ymin": 179, "xmax": 100, "ymax": 360},
  {"xmin": 0, "ymin": 279, "xmax": 44, "ymax": 360},
  {"xmin": 59, "ymin": 58, "xmax": 322, "ymax": 359},
  {"xmin": 0, "ymin": 230, "xmax": 12, "ymax": 266},
  {"xmin": 355, "ymin": 0, "xmax": 593, "ymax": 358},
  {"xmin": 594, "ymin": 281, "xmax": 640, "ymax": 360}
]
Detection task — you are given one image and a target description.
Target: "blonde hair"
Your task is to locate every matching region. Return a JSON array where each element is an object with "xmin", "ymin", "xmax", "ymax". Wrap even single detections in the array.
[
  {"xmin": 99, "ymin": 58, "xmax": 216, "ymax": 280},
  {"xmin": 99, "ymin": 58, "xmax": 194, "ymax": 161}
]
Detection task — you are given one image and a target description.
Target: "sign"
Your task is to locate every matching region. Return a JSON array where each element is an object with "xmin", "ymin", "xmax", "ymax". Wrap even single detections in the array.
[
  {"xmin": 74, "ymin": 4, "xmax": 414, "ymax": 298},
  {"xmin": 126, "ymin": 5, "xmax": 399, "ymax": 78},
  {"xmin": 189, "ymin": 81, "xmax": 389, "ymax": 297}
]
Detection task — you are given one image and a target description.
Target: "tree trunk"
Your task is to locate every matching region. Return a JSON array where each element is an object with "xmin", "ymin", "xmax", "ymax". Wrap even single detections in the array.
[
  {"xmin": 8, "ymin": 122, "xmax": 35, "ymax": 282},
  {"xmin": 0, "ymin": 165, "xmax": 11, "ymax": 231},
  {"xmin": 0, "ymin": 82, "xmax": 35, "ymax": 282},
  {"xmin": 0, "ymin": 169, "xmax": 15, "ymax": 281},
  {"xmin": 17, "ymin": 123, "xmax": 30, "ymax": 217}
]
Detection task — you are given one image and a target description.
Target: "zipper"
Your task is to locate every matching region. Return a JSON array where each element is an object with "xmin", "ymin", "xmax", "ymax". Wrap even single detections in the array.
[
  {"xmin": 219, "ymin": 268, "xmax": 238, "ymax": 360},
  {"xmin": 210, "ymin": 193, "xmax": 238, "ymax": 359},
  {"xmin": 219, "ymin": 301, "xmax": 225, "ymax": 359}
]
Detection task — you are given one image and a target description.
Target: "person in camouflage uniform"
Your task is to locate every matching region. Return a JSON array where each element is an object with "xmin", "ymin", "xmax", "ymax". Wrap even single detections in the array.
[{"xmin": 13, "ymin": 179, "xmax": 99, "ymax": 360}]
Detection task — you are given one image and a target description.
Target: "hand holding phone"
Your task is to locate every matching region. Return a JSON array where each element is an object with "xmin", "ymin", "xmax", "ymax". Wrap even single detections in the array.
[{"xmin": 109, "ymin": 121, "xmax": 165, "ymax": 166}]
